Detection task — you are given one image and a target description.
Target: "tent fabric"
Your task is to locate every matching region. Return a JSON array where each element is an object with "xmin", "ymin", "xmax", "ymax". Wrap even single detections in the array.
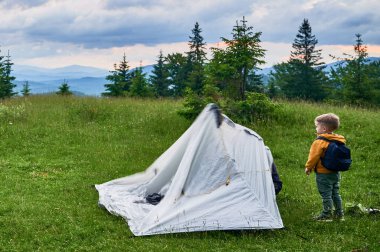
[{"xmin": 96, "ymin": 104, "xmax": 283, "ymax": 236}]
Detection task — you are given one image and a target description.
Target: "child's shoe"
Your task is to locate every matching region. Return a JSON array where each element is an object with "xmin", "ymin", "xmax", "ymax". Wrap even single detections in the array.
[
  {"xmin": 313, "ymin": 214, "xmax": 333, "ymax": 222},
  {"xmin": 333, "ymin": 211, "xmax": 345, "ymax": 221},
  {"xmin": 334, "ymin": 214, "xmax": 345, "ymax": 221},
  {"xmin": 336, "ymin": 215, "xmax": 345, "ymax": 221}
]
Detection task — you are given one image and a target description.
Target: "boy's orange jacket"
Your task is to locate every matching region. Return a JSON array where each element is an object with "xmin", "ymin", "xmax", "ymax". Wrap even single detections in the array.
[{"xmin": 305, "ymin": 133, "xmax": 346, "ymax": 174}]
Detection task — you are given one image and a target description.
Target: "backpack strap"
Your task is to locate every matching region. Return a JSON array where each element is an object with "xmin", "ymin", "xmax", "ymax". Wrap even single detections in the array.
[
  {"xmin": 316, "ymin": 136, "xmax": 331, "ymax": 142},
  {"xmin": 316, "ymin": 136, "xmax": 344, "ymax": 145},
  {"xmin": 316, "ymin": 136, "xmax": 330, "ymax": 158}
]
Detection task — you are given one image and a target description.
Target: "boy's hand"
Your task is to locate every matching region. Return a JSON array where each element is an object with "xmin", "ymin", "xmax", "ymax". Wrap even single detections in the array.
[{"xmin": 305, "ymin": 168, "xmax": 311, "ymax": 176}]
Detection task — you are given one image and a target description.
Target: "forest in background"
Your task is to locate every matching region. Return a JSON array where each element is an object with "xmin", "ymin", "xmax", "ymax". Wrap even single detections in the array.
[{"xmin": 1, "ymin": 17, "xmax": 380, "ymax": 122}]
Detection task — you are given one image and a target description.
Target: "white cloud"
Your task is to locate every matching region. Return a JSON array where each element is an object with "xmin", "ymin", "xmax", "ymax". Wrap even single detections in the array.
[
  {"xmin": 0, "ymin": 0, "xmax": 379, "ymax": 69},
  {"xmin": 10, "ymin": 39, "xmax": 380, "ymax": 71},
  {"xmin": 245, "ymin": 0, "xmax": 380, "ymax": 44},
  {"xmin": 11, "ymin": 41, "xmax": 190, "ymax": 69},
  {"xmin": 2, "ymin": 0, "xmax": 379, "ymax": 46}
]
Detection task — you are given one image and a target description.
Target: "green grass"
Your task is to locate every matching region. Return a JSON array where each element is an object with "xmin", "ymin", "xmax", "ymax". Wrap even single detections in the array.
[{"xmin": 0, "ymin": 95, "xmax": 379, "ymax": 251}]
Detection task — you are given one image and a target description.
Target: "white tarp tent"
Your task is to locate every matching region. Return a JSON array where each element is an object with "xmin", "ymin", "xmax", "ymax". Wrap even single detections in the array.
[{"xmin": 96, "ymin": 104, "xmax": 283, "ymax": 236}]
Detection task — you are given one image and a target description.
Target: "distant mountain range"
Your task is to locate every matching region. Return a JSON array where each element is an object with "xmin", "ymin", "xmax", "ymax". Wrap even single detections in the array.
[
  {"xmin": 257, "ymin": 57, "xmax": 380, "ymax": 75},
  {"xmin": 12, "ymin": 57, "xmax": 379, "ymax": 96},
  {"xmin": 321, "ymin": 57, "xmax": 380, "ymax": 72},
  {"xmin": 13, "ymin": 64, "xmax": 154, "ymax": 96}
]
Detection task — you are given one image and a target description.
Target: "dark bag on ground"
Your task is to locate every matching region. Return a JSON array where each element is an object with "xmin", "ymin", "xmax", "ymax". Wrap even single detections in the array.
[
  {"xmin": 146, "ymin": 193, "xmax": 164, "ymax": 205},
  {"xmin": 317, "ymin": 136, "xmax": 352, "ymax": 171}
]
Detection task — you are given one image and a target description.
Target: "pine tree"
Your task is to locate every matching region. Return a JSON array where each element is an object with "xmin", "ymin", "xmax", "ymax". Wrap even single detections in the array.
[
  {"xmin": 130, "ymin": 67, "xmax": 151, "ymax": 97},
  {"xmin": 291, "ymin": 19, "xmax": 323, "ymax": 67},
  {"xmin": 187, "ymin": 22, "xmax": 207, "ymax": 64},
  {"xmin": 330, "ymin": 34, "xmax": 374, "ymax": 105},
  {"xmin": 367, "ymin": 60, "xmax": 380, "ymax": 106},
  {"xmin": 56, "ymin": 80, "xmax": 72, "ymax": 95},
  {"xmin": 270, "ymin": 19, "xmax": 327, "ymax": 100},
  {"xmin": 186, "ymin": 22, "xmax": 207, "ymax": 94},
  {"xmin": 203, "ymin": 47, "xmax": 231, "ymax": 95},
  {"xmin": 268, "ymin": 62, "xmax": 300, "ymax": 98},
  {"xmin": 165, "ymin": 53, "xmax": 188, "ymax": 97},
  {"xmin": 290, "ymin": 19, "xmax": 326, "ymax": 100},
  {"xmin": 150, "ymin": 50, "xmax": 170, "ymax": 97},
  {"xmin": 103, "ymin": 53, "xmax": 131, "ymax": 97},
  {"xmin": 347, "ymin": 34, "xmax": 370, "ymax": 103},
  {"xmin": 0, "ymin": 51, "xmax": 5, "ymax": 97},
  {"xmin": 0, "ymin": 50, "xmax": 17, "ymax": 99},
  {"xmin": 247, "ymin": 72, "xmax": 265, "ymax": 93},
  {"xmin": 210, "ymin": 17, "xmax": 265, "ymax": 100},
  {"xmin": 267, "ymin": 75, "xmax": 280, "ymax": 98},
  {"xmin": 103, "ymin": 64, "xmax": 123, "ymax": 96},
  {"xmin": 21, "ymin": 81, "xmax": 31, "ymax": 96}
]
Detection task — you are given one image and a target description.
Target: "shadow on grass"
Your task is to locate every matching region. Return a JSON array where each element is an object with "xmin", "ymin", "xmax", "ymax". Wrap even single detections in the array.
[{"xmin": 125, "ymin": 228, "xmax": 287, "ymax": 240}]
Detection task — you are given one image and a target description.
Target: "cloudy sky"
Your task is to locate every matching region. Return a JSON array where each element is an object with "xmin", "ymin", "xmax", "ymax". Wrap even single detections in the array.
[{"xmin": 1, "ymin": 0, "xmax": 379, "ymax": 70}]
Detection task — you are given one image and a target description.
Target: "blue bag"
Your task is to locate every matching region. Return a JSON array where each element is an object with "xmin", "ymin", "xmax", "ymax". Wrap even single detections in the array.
[{"xmin": 317, "ymin": 136, "xmax": 352, "ymax": 171}]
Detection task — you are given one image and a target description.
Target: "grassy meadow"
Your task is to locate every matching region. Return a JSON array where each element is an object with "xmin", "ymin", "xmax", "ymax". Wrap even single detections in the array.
[{"xmin": 0, "ymin": 95, "xmax": 379, "ymax": 251}]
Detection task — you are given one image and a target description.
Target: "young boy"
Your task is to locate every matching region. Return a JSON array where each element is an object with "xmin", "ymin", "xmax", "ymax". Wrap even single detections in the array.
[{"xmin": 305, "ymin": 113, "xmax": 345, "ymax": 221}]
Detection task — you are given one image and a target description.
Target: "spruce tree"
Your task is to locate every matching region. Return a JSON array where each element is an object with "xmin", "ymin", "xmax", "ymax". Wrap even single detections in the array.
[
  {"xmin": 150, "ymin": 50, "xmax": 170, "ymax": 97},
  {"xmin": 56, "ymin": 80, "xmax": 72, "ymax": 95},
  {"xmin": 165, "ymin": 53, "xmax": 188, "ymax": 97},
  {"xmin": 187, "ymin": 22, "xmax": 207, "ymax": 64},
  {"xmin": 247, "ymin": 72, "xmax": 265, "ymax": 93},
  {"xmin": 367, "ymin": 60, "xmax": 380, "ymax": 106},
  {"xmin": 211, "ymin": 17, "xmax": 265, "ymax": 100},
  {"xmin": 348, "ymin": 34, "xmax": 370, "ymax": 103},
  {"xmin": 270, "ymin": 19, "xmax": 327, "ymax": 100},
  {"xmin": 186, "ymin": 22, "xmax": 207, "ymax": 94},
  {"xmin": 21, "ymin": 81, "xmax": 31, "ymax": 96},
  {"xmin": 103, "ymin": 53, "xmax": 131, "ymax": 97},
  {"xmin": 290, "ymin": 19, "xmax": 326, "ymax": 100},
  {"xmin": 330, "ymin": 34, "xmax": 373, "ymax": 105},
  {"xmin": 268, "ymin": 62, "xmax": 300, "ymax": 98},
  {"xmin": 0, "ymin": 50, "xmax": 17, "ymax": 99},
  {"xmin": 130, "ymin": 67, "xmax": 151, "ymax": 97},
  {"xmin": 0, "ymin": 51, "xmax": 5, "ymax": 97},
  {"xmin": 291, "ymin": 19, "xmax": 323, "ymax": 67}
]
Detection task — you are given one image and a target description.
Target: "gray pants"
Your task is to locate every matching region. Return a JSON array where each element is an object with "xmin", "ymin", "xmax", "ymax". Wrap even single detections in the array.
[{"xmin": 316, "ymin": 172, "xmax": 343, "ymax": 216}]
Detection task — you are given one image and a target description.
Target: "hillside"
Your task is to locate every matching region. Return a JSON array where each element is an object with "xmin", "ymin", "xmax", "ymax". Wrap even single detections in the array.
[{"xmin": 0, "ymin": 96, "xmax": 379, "ymax": 251}]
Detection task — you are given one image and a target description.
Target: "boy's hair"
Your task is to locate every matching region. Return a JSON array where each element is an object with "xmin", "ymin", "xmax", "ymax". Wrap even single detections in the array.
[{"xmin": 315, "ymin": 113, "xmax": 340, "ymax": 131}]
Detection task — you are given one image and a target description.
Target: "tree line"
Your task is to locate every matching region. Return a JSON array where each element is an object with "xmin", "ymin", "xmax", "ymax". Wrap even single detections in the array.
[
  {"xmin": 1, "ymin": 18, "xmax": 379, "ymax": 115},
  {"xmin": 268, "ymin": 20, "xmax": 380, "ymax": 107},
  {"xmin": 102, "ymin": 18, "xmax": 380, "ymax": 116},
  {"xmin": 101, "ymin": 21, "xmax": 208, "ymax": 98},
  {"xmin": 102, "ymin": 18, "xmax": 267, "ymax": 101}
]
